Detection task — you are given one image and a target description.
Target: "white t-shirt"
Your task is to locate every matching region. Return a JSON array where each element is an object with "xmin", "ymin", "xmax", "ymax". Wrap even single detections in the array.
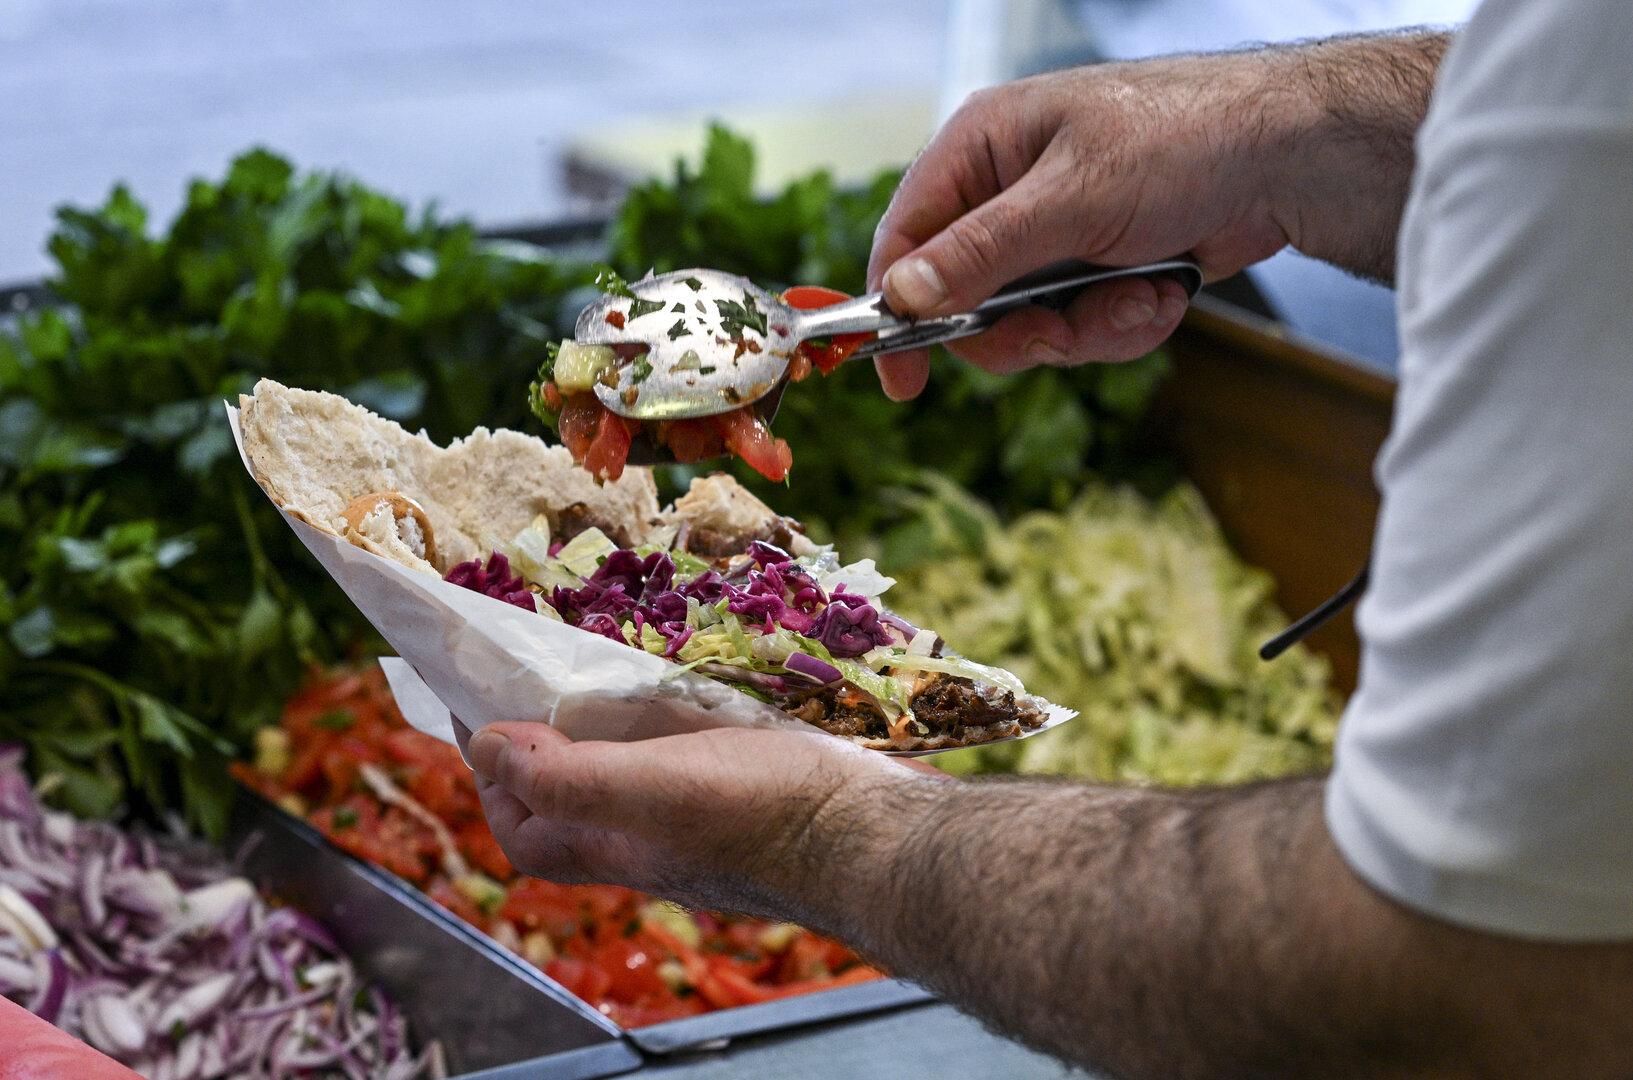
[{"xmin": 1325, "ymin": 0, "xmax": 1633, "ymax": 940}]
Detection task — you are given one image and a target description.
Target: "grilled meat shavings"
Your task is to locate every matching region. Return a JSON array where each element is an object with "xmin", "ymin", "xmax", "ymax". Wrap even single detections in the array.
[
  {"xmin": 683, "ymin": 514, "xmax": 807, "ymax": 559},
  {"xmin": 786, "ymin": 674, "xmax": 1045, "ymax": 750},
  {"xmin": 552, "ymin": 500, "xmax": 645, "ymax": 548}
]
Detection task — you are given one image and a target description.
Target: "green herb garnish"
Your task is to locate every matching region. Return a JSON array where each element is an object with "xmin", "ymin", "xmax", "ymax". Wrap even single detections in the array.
[
  {"xmin": 682, "ymin": 276, "xmax": 703, "ymax": 290},
  {"xmin": 632, "ymin": 354, "xmax": 654, "ymax": 383},
  {"xmin": 666, "ymin": 319, "xmax": 691, "ymax": 341},
  {"xmin": 698, "ymin": 365, "xmax": 717, "ymax": 375},
  {"xmin": 715, "ymin": 293, "xmax": 768, "ymax": 337},
  {"xmin": 628, "ymin": 297, "xmax": 666, "ymax": 320},
  {"xmin": 671, "ymin": 303, "xmax": 687, "ymax": 313},
  {"xmin": 594, "ymin": 267, "xmax": 636, "ymax": 298},
  {"xmin": 332, "ymin": 807, "xmax": 359, "ymax": 828}
]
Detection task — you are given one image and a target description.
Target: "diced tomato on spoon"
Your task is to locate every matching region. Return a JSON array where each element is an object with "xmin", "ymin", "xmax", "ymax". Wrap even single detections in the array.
[
  {"xmin": 542, "ymin": 284, "xmax": 864, "ymax": 482},
  {"xmin": 583, "ymin": 407, "xmax": 638, "ymax": 482},
  {"xmin": 782, "ymin": 285, "xmax": 871, "ymax": 376},
  {"xmin": 555, "ymin": 393, "xmax": 603, "ymax": 462},
  {"xmin": 658, "ymin": 417, "xmax": 727, "ymax": 464}
]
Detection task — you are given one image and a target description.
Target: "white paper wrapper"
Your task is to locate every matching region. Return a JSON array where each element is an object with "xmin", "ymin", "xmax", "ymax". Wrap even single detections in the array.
[{"xmin": 228, "ymin": 403, "xmax": 1074, "ymax": 756}]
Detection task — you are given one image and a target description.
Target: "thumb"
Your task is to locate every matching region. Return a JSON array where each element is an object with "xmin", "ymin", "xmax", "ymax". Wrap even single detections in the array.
[{"xmin": 881, "ymin": 165, "xmax": 1083, "ymax": 318}]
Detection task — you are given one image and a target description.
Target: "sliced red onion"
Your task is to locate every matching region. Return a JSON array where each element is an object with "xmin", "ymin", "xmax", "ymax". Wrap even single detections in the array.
[
  {"xmin": 197, "ymin": 1026, "xmax": 227, "ymax": 1079},
  {"xmin": 256, "ymin": 942, "xmax": 291, "ymax": 991},
  {"xmin": 176, "ymin": 878, "xmax": 254, "ymax": 936},
  {"xmin": 173, "ymin": 1029, "xmax": 205, "ymax": 1078},
  {"xmin": 67, "ymin": 930, "xmax": 121, "ymax": 976},
  {"xmin": 0, "ymin": 882, "xmax": 58, "ymax": 950},
  {"xmin": 0, "ymin": 953, "xmax": 35, "ymax": 994},
  {"xmin": 0, "ymin": 761, "xmax": 39, "ymax": 826},
  {"xmin": 0, "ymin": 822, "xmax": 71, "ymax": 888},
  {"xmin": 79, "ymin": 851, "xmax": 108, "ymax": 929},
  {"xmin": 784, "ymin": 651, "xmax": 843, "ymax": 685},
  {"xmin": 695, "ymin": 662, "xmax": 791, "ymax": 695},
  {"xmin": 27, "ymin": 948, "xmax": 68, "ymax": 1023},
  {"xmin": 234, "ymin": 979, "xmax": 337, "ymax": 1020},
  {"xmin": 376, "ymin": 990, "xmax": 400, "ymax": 1061},
  {"xmin": 107, "ymin": 867, "xmax": 185, "ymax": 919},
  {"xmin": 274, "ymin": 907, "xmax": 341, "ymax": 955},
  {"xmin": 80, "ymin": 993, "xmax": 149, "ymax": 1056},
  {"xmin": 41, "ymin": 812, "xmax": 74, "ymax": 847},
  {"xmin": 155, "ymin": 971, "xmax": 235, "ymax": 1031},
  {"xmin": 878, "ymin": 611, "xmax": 922, "ymax": 641},
  {"xmin": 0, "ymin": 751, "xmax": 438, "ymax": 1076}
]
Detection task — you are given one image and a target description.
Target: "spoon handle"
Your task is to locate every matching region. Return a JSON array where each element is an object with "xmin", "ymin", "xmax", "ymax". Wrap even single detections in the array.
[{"xmin": 835, "ymin": 256, "xmax": 1204, "ymax": 361}]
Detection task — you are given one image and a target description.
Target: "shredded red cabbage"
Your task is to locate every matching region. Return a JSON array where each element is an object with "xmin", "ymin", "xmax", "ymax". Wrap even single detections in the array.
[
  {"xmin": 446, "ymin": 538, "xmax": 895, "ymax": 670},
  {"xmin": 808, "ymin": 588, "xmax": 893, "ymax": 658},
  {"xmin": 444, "ymin": 552, "xmax": 535, "ymax": 612}
]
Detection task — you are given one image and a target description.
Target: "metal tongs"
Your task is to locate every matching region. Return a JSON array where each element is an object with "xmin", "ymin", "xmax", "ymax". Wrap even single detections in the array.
[{"xmin": 573, "ymin": 257, "xmax": 1204, "ymax": 461}]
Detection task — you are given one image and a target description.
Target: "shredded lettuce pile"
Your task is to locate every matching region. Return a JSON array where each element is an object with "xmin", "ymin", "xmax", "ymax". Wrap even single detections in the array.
[{"xmin": 879, "ymin": 478, "xmax": 1341, "ymax": 784}]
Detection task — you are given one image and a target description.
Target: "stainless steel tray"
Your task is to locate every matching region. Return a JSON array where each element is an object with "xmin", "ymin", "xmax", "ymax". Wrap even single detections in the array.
[
  {"xmin": 229, "ymin": 792, "xmax": 640, "ymax": 1080},
  {"xmin": 231, "ymin": 789, "xmax": 935, "ymax": 1071},
  {"xmin": 626, "ymin": 978, "xmax": 933, "ymax": 1055}
]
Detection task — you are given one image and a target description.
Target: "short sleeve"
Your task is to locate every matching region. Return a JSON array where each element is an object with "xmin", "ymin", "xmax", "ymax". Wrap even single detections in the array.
[{"xmin": 1324, "ymin": 0, "xmax": 1633, "ymax": 940}]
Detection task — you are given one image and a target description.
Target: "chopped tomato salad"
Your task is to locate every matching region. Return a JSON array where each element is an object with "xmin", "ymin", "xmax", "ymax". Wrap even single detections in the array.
[
  {"xmin": 535, "ymin": 286, "xmax": 867, "ymax": 483},
  {"xmin": 233, "ymin": 668, "xmax": 883, "ymax": 1028}
]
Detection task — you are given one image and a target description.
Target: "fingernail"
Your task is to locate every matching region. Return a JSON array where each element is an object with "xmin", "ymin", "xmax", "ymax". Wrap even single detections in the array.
[
  {"xmin": 468, "ymin": 727, "xmax": 510, "ymax": 774},
  {"xmin": 1158, "ymin": 292, "xmax": 1188, "ymax": 324},
  {"xmin": 885, "ymin": 257, "xmax": 947, "ymax": 312},
  {"xmin": 1025, "ymin": 339, "xmax": 1067, "ymax": 367},
  {"xmin": 1109, "ymin": 296, "xmax": 1158, "ymax": 332}
]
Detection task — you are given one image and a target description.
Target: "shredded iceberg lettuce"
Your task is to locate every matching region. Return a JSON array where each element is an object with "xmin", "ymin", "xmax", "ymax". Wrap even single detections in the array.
[
  {"xmin": 815, "ymin": 558, "xmax": 895, "ymax": 601},
  {"xmin": 555, "ymin": 527, "xmax": 617, "ymax": 577},
  {"xmin": 882, "ymin": 478, "xmax": 1342, "ymax": 783},
  {"xmin": 876, "ymin": 652, "xmax": 1026, "ymax": 697}
]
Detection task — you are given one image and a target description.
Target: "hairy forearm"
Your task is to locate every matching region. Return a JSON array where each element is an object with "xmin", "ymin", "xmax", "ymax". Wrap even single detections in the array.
[
  {"xmin": 803, "ymin": 776, "xmax": 1401, "ymax": 1077},
  {"xmin": 1256, "ymin": 30, "xmax": 1452, "ymax": 281},
  {"xmin": 790, "ymin": 772, "xmax": 1633, "ymax": 1080}
]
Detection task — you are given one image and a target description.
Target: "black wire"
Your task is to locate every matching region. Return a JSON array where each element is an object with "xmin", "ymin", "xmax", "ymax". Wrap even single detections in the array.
[{"xmin": 1258, "ymin": 563, "xmax": 1372, "ymax": 661}]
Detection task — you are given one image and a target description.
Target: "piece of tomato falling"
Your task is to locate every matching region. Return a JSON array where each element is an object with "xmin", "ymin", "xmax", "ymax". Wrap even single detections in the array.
[
  {"xmin": 557, "ymin": 393, "xmax": 641, "ymax": 481},
  {"xmin": 713, "ymin": 406, "xmax": 792, "ymax": 483},
  {"xmin": 781, "ymin": 285, "xmax": 871, "ymax": 376},
  {"xmin": 583, "ymin": 409, "xmax": 638, "ymax": 481},
  {"xmin": 556, "ymin": 394, "xmax": 601, "ymax": 461}
]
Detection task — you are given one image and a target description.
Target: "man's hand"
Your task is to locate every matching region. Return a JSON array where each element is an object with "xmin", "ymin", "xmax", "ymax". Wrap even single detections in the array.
[
  {"xmin": 868, "ymin": 32, "xmax": 1448, "ymax": 398},
  {"xmin": 466, "ymin": 723, "xmax": 918, "ymax": 919}
]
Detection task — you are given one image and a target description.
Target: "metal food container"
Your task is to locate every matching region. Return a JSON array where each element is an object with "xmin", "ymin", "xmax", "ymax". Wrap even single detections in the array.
[{"xmin": 229, "ymin": 791, "xmax": 932, "ymax": 1078}]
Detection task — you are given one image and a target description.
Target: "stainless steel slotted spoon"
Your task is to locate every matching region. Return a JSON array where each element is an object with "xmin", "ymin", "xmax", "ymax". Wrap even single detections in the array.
[{"xmin": 572, "ymin": 256, "xmax": 1202, "ymax": 463}]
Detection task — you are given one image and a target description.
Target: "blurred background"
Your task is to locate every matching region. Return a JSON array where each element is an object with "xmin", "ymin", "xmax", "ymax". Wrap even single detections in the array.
[{"xmin": 3, "ymin": 0, "xmax": 1474, "ymax": 368}]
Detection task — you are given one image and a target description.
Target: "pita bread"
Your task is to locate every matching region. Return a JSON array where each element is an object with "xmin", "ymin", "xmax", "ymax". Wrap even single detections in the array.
[
  {"xmin": 239, "ymin": 379, "xmax": 663, "ymax": 572},
  {"xmin": 239, "ymin": 379, "xmax": 815, "ymax": 574}
]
